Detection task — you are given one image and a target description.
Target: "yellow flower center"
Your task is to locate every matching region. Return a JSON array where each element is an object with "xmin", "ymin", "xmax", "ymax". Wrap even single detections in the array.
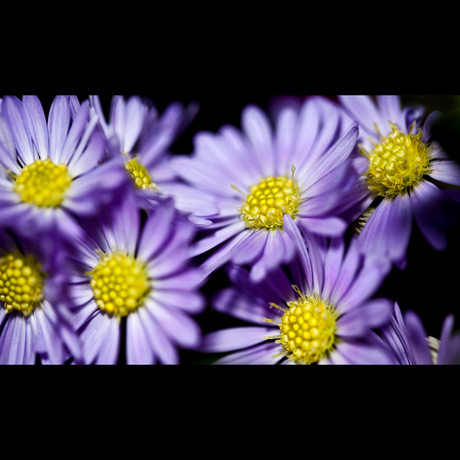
[
  {"xmin": 265, "ymin": 286, "xmax": 338, "ymax": 364},
  {"xmin": 0, "ymin": 253, "xmax": 45, "ymax": 315},
  {"xmin": 124, "ymin": 156, "xmax": 158, "ymax": 191},
  {"xmin": 240, "ymin": 170, "xmax": 300, "ymax": 230},
  {"xmin": 12, "ymin": 158, "xmax": 72, "ymax": 207},
  {"xmin": 362, "ymin": 122, "xmax": 431, "ymax": 198},
  {"xmin": 88, "ymin": 251, "xmax": 151, "ymax": 317}
]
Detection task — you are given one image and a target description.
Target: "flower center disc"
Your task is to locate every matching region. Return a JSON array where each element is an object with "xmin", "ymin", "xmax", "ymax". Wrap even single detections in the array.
[
  {"xmin": 279, "ymin": 293, "xmax": 337, "ymax": 364},
  {"xmin": 363, "ymin": 122, "xmax": 430, "ymax": 197},
  {"xmin": 241, "ymin": 175, "xmax": 300, "ymax": 229},
  {"xmin": 0, "ymin": 253, "xmax": 45, "ymax": 315},
  {"xmin": 89, "ymin": 251, "xmax": 151, "ymax": 317},
  {"xmin": 124, "ymin": 157, "xmax": 158, "ymax": 190},
  {"xmin": 13, "ymin": 158, "xmax": 72, "ymax": 207}
]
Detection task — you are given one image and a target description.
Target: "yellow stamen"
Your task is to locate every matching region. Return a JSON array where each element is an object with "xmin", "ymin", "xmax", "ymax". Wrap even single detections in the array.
[
  {"xmin": 239, "ymin": 169, "xmax": 300, "ymax": 230},
  {"xmin": 88, "ymin": 251, "xmax": 151, "ymax": 318},
  {"xmin": 0, "ymin": 253, "xmax": 45, "ymax": 315},
  {"xmin": 12, "ymin": 158, "xmax": 72, "ymax": 208},
  {"xmin": 361, "ymin": 121, "xmax": 431, "ymax": 198}
]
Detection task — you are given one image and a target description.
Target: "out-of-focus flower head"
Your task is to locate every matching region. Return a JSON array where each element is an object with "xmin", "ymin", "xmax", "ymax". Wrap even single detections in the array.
[
  {"xmin": 89, "ymin": 95, "xmax": 217, "ymax": 226},
  {"xmin": 378, "ymin": 302, "xmax": 460, "ymax": 364},
  {"xmin": 0, "ymin": 227, "xmax": 82, "ymax": 364},
  {"xmin": 0, "ymin": 95, "xmax": 128, "ymax": 240}
]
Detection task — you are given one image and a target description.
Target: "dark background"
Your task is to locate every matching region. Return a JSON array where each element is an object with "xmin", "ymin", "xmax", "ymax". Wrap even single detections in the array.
[{"xmin": 10, "ymin": 94, "xmax": 460, "ymax": 364}]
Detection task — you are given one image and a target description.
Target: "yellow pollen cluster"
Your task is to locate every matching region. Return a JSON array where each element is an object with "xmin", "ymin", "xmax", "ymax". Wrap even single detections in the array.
[
  {"xmin": 240, "ymin": 173, "xmax": 300, "ymax": 230},
  {"xmin": 89, "ymin": 251, "xmax": 151, "ymax": 317},
  {"xmin": 124, "ymin": 157, "xmax": 158, "ymax": 191},
  {"xmin": 266, "ymin": 287, "xmax": 338, "ymax": 364},
  {"xmin": 0, "ymin": 253, "xmax": 44, "ymax": 315},
  {"xmin": 13, "ymin": 158, "xmax": 72, "ymax": 207},
  {"xmin": 362, "ymin": 122, "xmax": 431, "ymax": 198}
]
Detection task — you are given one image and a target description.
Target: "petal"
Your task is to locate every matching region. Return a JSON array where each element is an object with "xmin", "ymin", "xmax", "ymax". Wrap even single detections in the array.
[
  {"xmin": 213, "ymin": 341, "xmax": 282, "ymax": 364},
  {"xmin": 126, "ymin": 311, "xmax": 154, "ymax": 364},
  {"xmin": 429, "ymin": 160, "xmax": 460, "ymax": 186},
  {"xmin": 23, "ymin": 95, "xmax": 49, "ymax": 159},
  {"xmin": 48, "ymin": 96, "xmax": 70, "ymax": 163},
  {"xmin": 200, "ymin": 326, "xmax": 277, "ymax": 353},
  {"xmin": 403, "ymin": 311, "xmax": 433, "ymax": 364}
]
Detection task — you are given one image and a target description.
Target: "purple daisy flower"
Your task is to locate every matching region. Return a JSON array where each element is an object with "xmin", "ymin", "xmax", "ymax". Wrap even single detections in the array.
[
  {"xmin": 89, "ymin": 95, "xmax": 218, "ymax": 227},
  {"xmin": 199, "ymin": 217, "xmax": 394, "ymax": 364},
  {"xmin": 173, "ymin": 97, "xmax": 364, "ymax": 282},
  {"xmin": 0, "ymin": 228, "xmax": 82, "ymax": 364},
  {"xmin": 66, "ymin": 193, "xmax": 205, "ymax": 364},
  {"xmin": 379, "ymin": 302, "xmax": 460, "ymax": 365},
  {"xmin": 0, "ymin": 95, "xmax": 128, "ymax": 240},
  {"xmin": 338, "ymin": 95, "xmax": 460, "ymax": 268}
]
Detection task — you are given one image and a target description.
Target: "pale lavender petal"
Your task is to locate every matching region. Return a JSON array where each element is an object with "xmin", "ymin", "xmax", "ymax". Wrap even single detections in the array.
[
  {"xmin": 48, "ymin": 96, "xmax": 70, "ymax": 164},
  {"xmin": 80, "ymin": 311, "xmax": 112, "ymax": 364},
  {"xmin": 231, "ymin": 229, "xmax": 267, "ymax": 265},
  {"xmin": 89, "ymin": 95, "xmax": 110, "ymax": 139},
  {"xmin": 214, "ymin": 341, "xmax": 281, "ymax": 364},
  {"xmin": 386, "ymin": 193, "xmax": 413, "ymax": 263},
  {"xmin": 376, "ymin": 95, "xmax": 401, "ymax": 124},
  {"xmin": 298, "ymin": 216, "xmax": 347, "ymax": 237},
  {"xmin": 241, "ymin": 105, "xmax": 275, "ymax": 177},
  {"xmin": 274, "ymin": 107, "xmax": 297, "ymax": 174},
  {"xmin": 149, "ymin": 290, "xmax": 204, "ymax": 315},
  {"xmin": 321, "ymin": 237, "xmax": 345, "ymax": 303},
  {"xmin": 0, "ymin": 136, "xmax": 21, "ymax": 174},
  {"xmin": 190, "ymin": 219, "xmax": 246, "ymax": 258},
  {"xmin": 429, "ymin": 160, "xmax": 460, "ymax": 186},
  {"xmin": 141, "ymin": 303, "xmax": 179, "ymax": 364},
  {"xmin": 147, "ymin": 302, "xmax": 201, "ymax": 349},
  {"xmin": 35, "ymin": 307, "xmax": 64, "ymax": 364},
  {"xmin": 137, "ymin": 198, "xmax": 175, "ymax": 262},
  {"xmin": 0, "ymin": 313, "xmax": 26, "ymax": 364},
  {"xmin": 0, "ymin": 112, "xmax": 20, "ymax": 161},
  {"xmin": 126, "ymin": 311, "xmax": 154, "ymax": 364},
  {"xmin": 95, "ymin": 317, "xmax": 120, "ymax": 364},
  {"xmin": 200, "ymin": 326, "xmax": 277, "ymax": 353},
  {"xmin": 109, "ymin": 96, "xmax": 126, "ymax": 147},
  {"xmin": 123, "ymin": 96, "xmax": 145, "ymax": 153},
  {"xmin": 335, "ymin": 340, "xmax": 394, "ymax": 364},
  {"xmin": 60, "ymin": 99, "xmax": 90, "ymax": 165},
  {"xmin": 2, "ymin": 96, "xmax": 35, "ymax": 164},
  {"xmin": 23, "ymin": 95, "xmax": 49, "ymax": 159},
  {"xmin": 153, "ymin": 270, "xmax": 204, "ymax": 290},
  {"xmin": 212, "ymin": 286, "xmax": 281, "ymax": 325}
]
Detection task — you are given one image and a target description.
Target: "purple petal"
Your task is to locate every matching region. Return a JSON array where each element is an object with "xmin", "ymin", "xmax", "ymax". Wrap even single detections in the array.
[
  {"xmin": 376, "ymin": 95, "xmax": 400, "ymax": 124},
  {"xmin": 123, "ymin": 96, "xmax": 145, "ymax": 153},
  {"xmin": 422, "ymin": 111, "xmax": 442, "ymax": 143},
  {"xmin": 2, "ymin": 96, "xmax": 35, "ymax": 164},
  {"xmin": 298, "ymin": 215, "xmax": 347, "ymax": 237},
  {"xmin": 95, "ymin": 317, "xmax": 120, "ymax": 365},
  {"xmin": 241, "ymin": 105, "xmax": 275, "ymax": 177},
  {"xmin": 126, "ymin": 311, "xmax": 154, "ymax": 364},
  {"xmin": 429, "ymin": 160, "xmax": 460, "ymax": 186},
  {"xmin": 403, "ymin": 311, "xmax": 433, "ymax": 364},
  {"xmin": 23, "ymin": 95, "xmax": 49, "ymax": 159},
  {"xmin": 335, "ymin": 339, "xmax": 394, "ymax": 364},
  {"xmin": 231, "ymin": 229, "xmax": 267, "ymax": 265},
  {"xmin": 200, "ymin": 326, "xmax": 277, "ymax": 353},
  {"xmin": 48, "ymin": 96, "xmax": 70, "ymax": 164},
  {"xmin": 214, "ymin": 341, "xmax": 282, "ymax": 364},
  {"xmin": 109, "ymin": 96, "xmax": 126, "ymax": 147}
]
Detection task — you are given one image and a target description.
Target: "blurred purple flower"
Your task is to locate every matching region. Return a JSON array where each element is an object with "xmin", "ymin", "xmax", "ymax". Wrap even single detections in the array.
[
  {"xmin": 379, "ymin": 302, "xmax": 460, "ymax": 364},
  {"xmin": 89, "ymin": 95, "xmax": 217, "ymax": 226},
  {"xmin": 0, "ymin": 228, "xmax": 82, "ymax": 364},
  {"xmin": 0, "ymin": 95, "xmax": 128, "ymax": 240}
]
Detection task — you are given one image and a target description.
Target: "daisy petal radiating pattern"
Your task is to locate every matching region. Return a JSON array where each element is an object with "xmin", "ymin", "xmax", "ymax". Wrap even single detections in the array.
[
  {"xmin": 89, "ymin": 95, "xmax": 216, "ymax": 226},
  {"xmin": 173, "ymin": 97, "xmax": 366, "ymax": 282},
  {"xmin": 0, "ymin": 95, "xmax": 128, "ymax": 240},
  {"xmin": 198, "ymin": 219, "xmax": 396, "ymax": 365},
  {"xmin": 378, "ymin": 302, "xmax": 460, "ymax": 364},
  {"xmin": 66, "ymin": 191, "xmax": 205, "ymax": 365},
  {"xmin": 0, "ymin": 228, "xmax": 82, "ymax": 364},
  {"xmin": 338, "ymin": 95, "xmax": 460, "ymax": 267}
]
